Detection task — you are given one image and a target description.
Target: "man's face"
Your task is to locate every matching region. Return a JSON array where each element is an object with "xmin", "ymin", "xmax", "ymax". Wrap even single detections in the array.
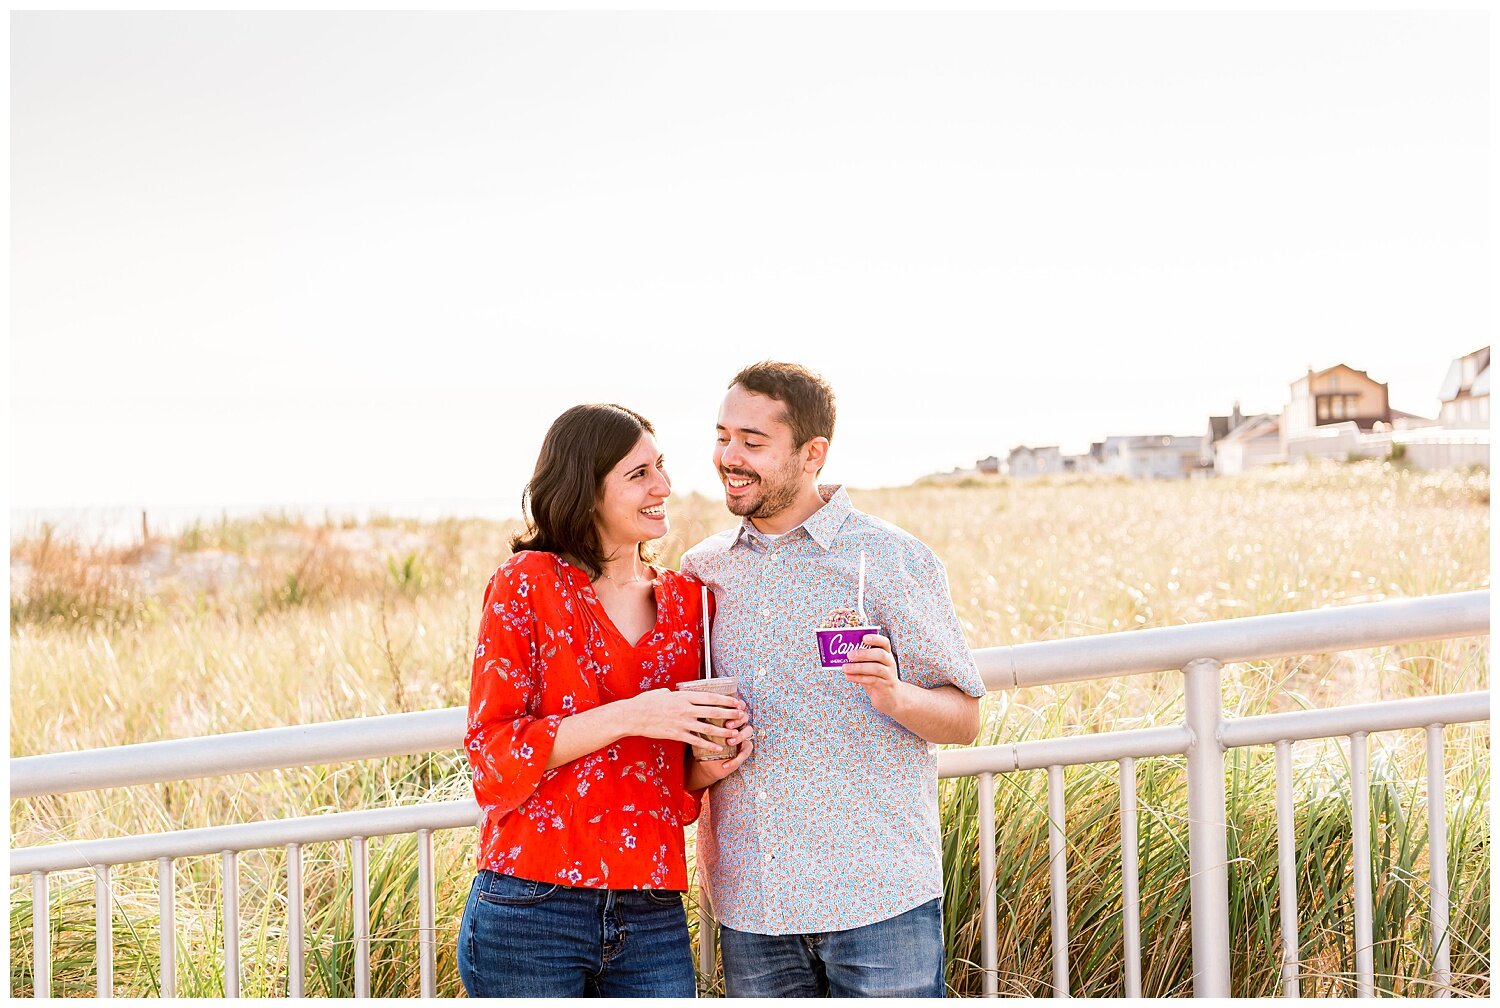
[{"xmin": 714, "ymin": 385, "xmax": 811, "ymax": 521}]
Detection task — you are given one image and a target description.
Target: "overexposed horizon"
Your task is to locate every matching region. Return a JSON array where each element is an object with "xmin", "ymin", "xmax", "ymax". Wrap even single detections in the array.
[{"xmin": 10, "ymin": 11, "xmax": 1489, "ymax": 511}]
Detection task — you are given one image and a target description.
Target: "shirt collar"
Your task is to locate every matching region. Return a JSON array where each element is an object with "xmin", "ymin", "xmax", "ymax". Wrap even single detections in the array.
[{"xmin": 731, "ymin": 484, "xmax": 851, "ymax": 552}]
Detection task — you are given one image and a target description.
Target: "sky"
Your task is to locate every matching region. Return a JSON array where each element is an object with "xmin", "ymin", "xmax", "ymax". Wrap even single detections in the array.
[{"xmin": 9, "ymin": 10, "xmax": 1490, "ymax": 515}]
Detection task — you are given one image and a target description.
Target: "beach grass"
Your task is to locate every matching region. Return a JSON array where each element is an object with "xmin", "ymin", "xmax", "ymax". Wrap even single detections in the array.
[{"xmin": 8, "ymin": 460, "xmax": 1489, "ymax": 996}]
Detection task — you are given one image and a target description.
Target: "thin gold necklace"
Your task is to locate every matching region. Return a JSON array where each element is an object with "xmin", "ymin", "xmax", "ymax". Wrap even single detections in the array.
[{"xmin": 597, "ymin": 561, "xmax": 648, "ymax": 586}]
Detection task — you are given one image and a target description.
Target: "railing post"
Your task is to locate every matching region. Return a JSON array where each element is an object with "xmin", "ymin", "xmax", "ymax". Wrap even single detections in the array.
[
  {"xmin": 695, "ymin": 866, "xmax": 717, "ymax": 994},
  {"xmin": 32, "ymin": 871, "xmax": 50, "ymax": 998},
  {"xmin": 1350, "ymin": 733, "xmax": 1375, "ymax": 996},
  {"xmin": 1183, "ymin": 657, "xmax": 1231, "ymax": 997},
  {"xmin": 159, "ymin": 857, "xmax": 176, "ymax": 998},
  {"xmin": 1273, "ymin": 741, "xmax": 1301, "ymax": 997},
  {"xmin": 222, "ymin": 850, "xmax": 240, "ymax": 998},
  {"xmin": 352, "ymin": 837, "xmax": 370, "ymax": 998},
  {"xmin": 1046, "ymin": 765, "xmax": 1070, "ymax": 997},
  {"xmin": 417, "ymin": 829, "xmax": 436, "ymax": 998},
  {"xmin": 1119, "ymin": 758, "xmax": 1142, "ymax": 998},
  {"xmin": 1425, "ymin": 725, "xmax": 1452, "ymax": 998},
  {"xmin": 95, "ymin": 864, "xmax": 113, "ymax": 998},
  {"xmin": 978, "ymin": 772, "xmax": 999, "ymax": 998},
  {"xmin": 287, "ymin": 843, "xmax": 305, "ymax": 998}
]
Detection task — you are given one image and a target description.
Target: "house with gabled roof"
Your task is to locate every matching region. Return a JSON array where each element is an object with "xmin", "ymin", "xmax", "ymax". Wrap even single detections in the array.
[
  {"xmin": 1214, "ymin": 414, "xmax": 1283, "ymax": 475},
  {"xmin": 1202, "ymin": 403, "xmax": 1245, "ymax": 468},
  {"xmin": 1282, "ymin": 364, "xmax": 1390, "ymax": 447},
  {"xmin": 1006, "ymin": 445, "xmax": 1063, "ymax": 478},
  {"xmin": 1438, "ymin": 346, "xmax": 1489, "ymax": 429}
]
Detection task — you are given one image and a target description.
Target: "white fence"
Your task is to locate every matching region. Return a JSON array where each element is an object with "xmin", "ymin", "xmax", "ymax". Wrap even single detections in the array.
[
  {"xmin": 9, "ymin": 591, "xmax": 1490, "ymax": 997},
  {"xmin": 1282, "ymin": 423, "xmax": 1490, "ymax": 471}
]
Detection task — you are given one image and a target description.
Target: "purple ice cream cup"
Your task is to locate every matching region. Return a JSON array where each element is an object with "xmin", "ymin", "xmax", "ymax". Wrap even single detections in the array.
[{"xmin": 815, "ymin": 625, "xmax": 883, "ymax": 671}]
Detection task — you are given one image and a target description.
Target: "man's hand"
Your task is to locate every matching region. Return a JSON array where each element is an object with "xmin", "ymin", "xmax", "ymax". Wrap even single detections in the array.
[
  {"xmin": 685, "ymin": 718, "xmax": 755, "ymax": 789},
  {"xmin": 843, "ymin": 635, "xmax": 982, "ymax": 744},
  {"xmin": 841, "ymin": 634, "xmax": 907, "ymax": 716}
]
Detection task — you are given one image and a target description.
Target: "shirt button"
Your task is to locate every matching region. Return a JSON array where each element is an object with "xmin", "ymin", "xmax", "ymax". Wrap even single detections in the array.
[
  {"xmin": 758, "ymin": 791, "xmax": 768, "ymax": 800},
  {"xmin": 756, "ymin": 668, "xmax": 764, "ymax": 677},
  {"xmin": 763, "ymin": 853, "xmax": 772, "ymax": 863},
  {"xmin": 759, "ymin": 609, "xmax": 771, "ymax": 618}
]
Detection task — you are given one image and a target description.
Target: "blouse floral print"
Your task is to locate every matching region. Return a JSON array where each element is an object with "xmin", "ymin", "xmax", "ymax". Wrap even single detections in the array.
[{"xmin": 465, "ymin": 550, "xmax": 709, "ymax": 890}]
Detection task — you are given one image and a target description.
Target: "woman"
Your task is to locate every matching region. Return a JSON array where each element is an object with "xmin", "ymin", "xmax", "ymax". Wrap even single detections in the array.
[{"xmin": 457, "ymin": 403, "xmax": 754, "ymax": 998}]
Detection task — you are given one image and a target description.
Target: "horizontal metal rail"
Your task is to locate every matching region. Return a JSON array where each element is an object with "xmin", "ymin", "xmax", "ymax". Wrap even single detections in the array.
[
  {"xmin": 1219, "ymin": 690, "xmax": 1489, "ymax": 748},
  {"xmin": 938, "ymin": 726, "xmax": 1190, "ymax": 778},
  {"xmin": 12, "ymin": 592, "xmax": 1484, "ymax": 799},
  {"xmin": 10, "ymin": 708, "xmax": 465, "ymax": 799},
  {"xmin": 11, "ymin": 801, "xmax": 478, "ymax": 876},
  {"xmin": 10, "ymin": 696, "xmax": 1486, "ymax": 875},
  {"xmin": 973, "ymin": 590, "xmax": 1487, "ymax": 690},
  {"xmin": 13, "ymin": 723, "xmax": 1193, "ymax": 876}
]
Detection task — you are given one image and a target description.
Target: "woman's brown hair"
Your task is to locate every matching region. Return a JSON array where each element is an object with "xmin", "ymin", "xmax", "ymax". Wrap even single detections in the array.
[{"xmin": 509, "ymin": 403, "xmax": 658, "ymax": 579}]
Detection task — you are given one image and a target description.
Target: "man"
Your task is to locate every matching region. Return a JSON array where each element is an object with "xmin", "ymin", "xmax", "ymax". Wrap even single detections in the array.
[{"xmin": 680, "ymin": 361, "xmax": 985, "ymax": 998}]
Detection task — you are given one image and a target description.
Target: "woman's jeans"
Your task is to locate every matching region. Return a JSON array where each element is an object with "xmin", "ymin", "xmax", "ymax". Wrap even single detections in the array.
[{"xmin": 457, "ymin": 870, "xmax": 697, "ymax": 998}]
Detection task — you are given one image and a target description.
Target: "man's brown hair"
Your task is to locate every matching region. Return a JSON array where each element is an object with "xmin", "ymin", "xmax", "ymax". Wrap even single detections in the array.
[{"xmin": 730, "ymin": 361, "xmax": 836, "ymax": 448}]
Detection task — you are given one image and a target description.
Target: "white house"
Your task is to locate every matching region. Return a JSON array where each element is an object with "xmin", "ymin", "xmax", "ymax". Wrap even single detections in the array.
[
  {"xmin": 1213, "ymin": 415, "xmax": 1283, "ymax": 475},
  {"xmin": 1438, "ymin": 346, "xmax": 1489, "ymax": 429},
  {"xmin": 1006, "ymin": 445, "xmax": 1064, "ymax": 478},
  {"xmin": 1202, "ymin": 404, "xmax": 1246, "ymax": 469},
  {"xmin": 1100, "ymin": 435, "xmax": 1201, "ymax": 479},
  {"xmin": 1061, "ymin": 451, "xmax": 1099, "ymax": 474}
]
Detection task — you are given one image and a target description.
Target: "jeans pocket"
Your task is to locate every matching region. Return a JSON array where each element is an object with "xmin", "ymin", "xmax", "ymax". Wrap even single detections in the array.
[
  {"xmin": 642, "ymin": 889, "xmax": 684, "ymax": 906},
  {"xmin": 474, "ymin": 871, "xmax": 561, "ymax": 907}
]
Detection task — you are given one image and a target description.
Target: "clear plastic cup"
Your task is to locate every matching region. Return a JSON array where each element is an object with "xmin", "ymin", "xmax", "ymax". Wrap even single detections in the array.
[{"xmin": 676, "ymin": 677, "xmax": 740, "ymax": 761}]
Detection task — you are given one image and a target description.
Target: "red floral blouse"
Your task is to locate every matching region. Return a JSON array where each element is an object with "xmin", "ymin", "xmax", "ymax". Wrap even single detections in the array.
[{"xmin": 465, "ymin": 550, "xmax": 711, "ymax": 890}]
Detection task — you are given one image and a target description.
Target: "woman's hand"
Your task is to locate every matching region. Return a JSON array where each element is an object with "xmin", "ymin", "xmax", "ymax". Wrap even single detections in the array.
[{"xmin": 624, "ymin": 688, "xmax": 746, "ymax": 752}]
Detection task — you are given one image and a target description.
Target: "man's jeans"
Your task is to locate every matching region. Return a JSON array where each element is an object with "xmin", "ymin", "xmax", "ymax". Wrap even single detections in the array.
[
  {"xmin": 456, "ymin": 870, "xmax": 696, "ymax": 998},
  {"xmin": 719, "ymin": 897, "xmax": 946, "ymax": 997}
]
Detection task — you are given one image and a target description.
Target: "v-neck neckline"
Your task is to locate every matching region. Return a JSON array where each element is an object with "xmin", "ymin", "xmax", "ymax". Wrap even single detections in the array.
[{"xmin": 561, "ymin": 558, "xmax": 666, "ymax": 650}]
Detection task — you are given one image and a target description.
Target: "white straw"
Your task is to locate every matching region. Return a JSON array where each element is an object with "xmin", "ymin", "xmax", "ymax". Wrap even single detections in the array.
[
  {"xmin": 701, "ymin": 586, "xmax": 714, "ymax": 679},
  {"xmin": 857, "ymin": 551, "xmax": 868, "ymax": 625}
]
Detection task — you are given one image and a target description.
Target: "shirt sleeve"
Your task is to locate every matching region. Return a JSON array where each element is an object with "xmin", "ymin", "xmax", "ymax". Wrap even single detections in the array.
[
  {"xmin": 876, "ymin": 541, "xmax": 986, "ymax": 697},
  {"xmin": 680, "ymin": 783, "xmax": 705, "ymax": 826},
  {"xmin": 465, "ymin": 564, "xmax": 564, "ymax": 818}
]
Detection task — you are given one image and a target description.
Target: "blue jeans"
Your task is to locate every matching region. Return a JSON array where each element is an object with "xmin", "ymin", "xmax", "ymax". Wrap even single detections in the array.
[
  {"xmin": 457, "ymin": 870, "xmax": 697, "ymax": 998},
  {"xmin": 719, "ymin": 897, "xmax": 946, "ymax": 997}
]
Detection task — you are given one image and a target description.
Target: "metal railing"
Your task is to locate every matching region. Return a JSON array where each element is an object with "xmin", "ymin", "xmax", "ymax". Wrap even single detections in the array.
[{"xmin": 9, "ymin": 590, "xmax": 1489, "ymax": 997}]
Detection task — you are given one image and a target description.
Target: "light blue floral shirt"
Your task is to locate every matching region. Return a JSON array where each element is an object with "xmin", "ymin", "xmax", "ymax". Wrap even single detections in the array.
[{"xmin": 681, "ymin": 485, "xmax": 985, "ymax": 935}]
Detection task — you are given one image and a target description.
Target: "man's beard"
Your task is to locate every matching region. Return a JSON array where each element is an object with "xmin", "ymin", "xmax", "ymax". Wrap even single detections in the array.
[{"xmin": 723, "ymin": 460, "xmax": 803, "ymax": 520}]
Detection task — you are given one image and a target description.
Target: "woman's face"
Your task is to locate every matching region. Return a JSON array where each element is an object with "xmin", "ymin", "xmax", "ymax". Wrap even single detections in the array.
[{"xmin": 595, "ymin": 432, "xmax": 672, "ymax": 552}]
